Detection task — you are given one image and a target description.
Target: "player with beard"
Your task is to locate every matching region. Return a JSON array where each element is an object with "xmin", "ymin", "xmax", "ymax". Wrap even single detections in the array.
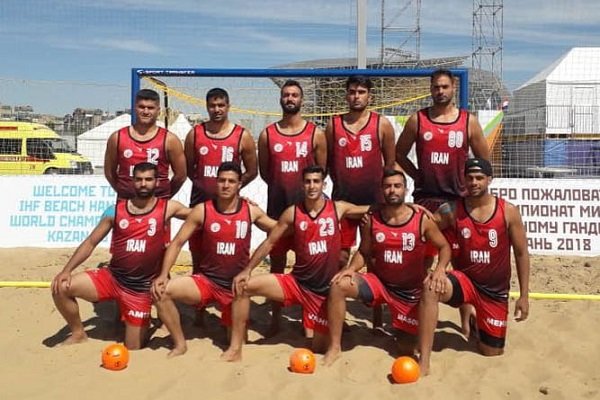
[
  {"xmin": 51, "ymin": 163, "xmax": 190, "ymax": 349},
  {"xmin": 395, "ymin": 69, "xmax": 490, "ymax": 335},
  {"xmin": 323, "ymin": 169, "xmax": 451, "ymax": 366},
  {"xmin": 326, "ymin": 76, "xmax": 396, "ymax": 269},
  {"xmin": 104, "ymin": 89, "xmax": 187, "ymax": 200},
  {"xmin": 221, "ymin": 166, "xmax": 371, "ymax": 362},
  {"xmin": 418, "ymin": 158, "xmax": 530, "ymax": 376},
  {"xmin": 257, "ymin": 79, "xmax": 327, "ymax": 335}
]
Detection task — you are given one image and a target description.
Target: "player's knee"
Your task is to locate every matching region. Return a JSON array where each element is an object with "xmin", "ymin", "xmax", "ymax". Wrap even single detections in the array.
[{"xmin": 420, "ymin": 283, "xmax": 438, "ymax": 304}]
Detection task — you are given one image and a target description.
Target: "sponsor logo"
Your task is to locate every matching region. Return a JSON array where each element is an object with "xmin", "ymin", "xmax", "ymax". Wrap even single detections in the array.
[
  {"xmin": 485, "ymin": 317, "xmax": 507, "ymax": 328},
  {"xmin": 396, "ymin": 313, "xmax": 418, "ymax": 326},
  {"xmin": 199, "ymin": 146, "xmax": 209, "ymax": 156},
  {"xmin": 273, "ymin": 143, "xmax": 284, "ymax": 153},
  {"xmin": 338, "ymin": 137, "xmax": 347, "ymax": 147},
  {"xmin": 461, "ymin": 227, "xmax": 471, "ymax": 238},
  {"xmin": 299, "ymin": 221, "xmax": 308, "ymax": 231},
  {"xmin": 123, "ymin": 149, "xmax": 133, "ymax": 158},
  {"xmin": 375, "ymin": 232, "xmax": 386, "ymax": 243},
  {"xmin": 423, "ymin": 131, "xmax": 433, "ymax": 141},
  {"xmin": 307, "ymin": 312, "xmax": 328, "ymax": 327},
  {"xmin": 127, "ymin": 310, "xmax": 150, "ymax": 320},
  {"xmin": 119, "ymin": 219, "xmax": 129, "ymax": 229},
  {"xmin": 210, "ymin": 222, "xmax": 221, "ymax": 233}
]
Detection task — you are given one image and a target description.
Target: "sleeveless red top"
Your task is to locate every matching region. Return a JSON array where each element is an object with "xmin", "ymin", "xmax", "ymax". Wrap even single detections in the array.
[
  {"xmin": 265, "ymin": 121, "xmax": 317, "ymax": 218},
  {"xmin": 190, "ymin": 123, "xmax": 244, "ymax": 206},
  {"xmin": 116, "ymin": 127, "xmax": 170, "ymax": 198},
  {"xmin": 415, "ymin": 108, "xmax": 470, "ymax": 201}
]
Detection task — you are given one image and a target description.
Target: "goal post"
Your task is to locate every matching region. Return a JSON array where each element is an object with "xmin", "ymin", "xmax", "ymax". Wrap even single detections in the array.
[{"xmin": 130, "ymin": 67, "xmax": 469, "ymax": 132}]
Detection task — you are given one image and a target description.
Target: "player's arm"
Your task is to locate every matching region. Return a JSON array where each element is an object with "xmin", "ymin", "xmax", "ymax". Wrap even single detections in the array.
[
  {"xmin": 249, "ymin": 203, "xmax": 277, "ymax": 233},
  {"xmin": 233, "ymin": 207, "xmax": 293, "ymax": 295},
  {"xmin": 51, "ymin": 216, "xmax": 113, "ymax": 294},
  {"xmin": 336, "ymin": 200, "xmax": 370, "ymax": 220},
  {"xmin": 324, "ymin": 118, "xmax": 334, "ymax": 175},
  {"xmin": 506, "ymin": 202, "xmax": 530, "ymax": 321},
  {"xmin": 183, "ymin": 128, "xmax": 196, "ymax": 181},
  {"xmin": 433, "ymin": 201, "xmax": 456, "ymax": 231},
  {"xmin": 379, "ymin": 116, "xmax": 397, "ymax": 169},
  {"xmin": 422, "ymin": 215, "xmax": 451, "ymax": 293},
  {"xmin": 240, "ymin": 129, "xmax": 258, "ymax": 187},
  {"xmin": 468, "ymin": 113, "xmax": 490, "ymax": 160},
  {"xmin": 257, "ymin": 129, "xmax": 269, "ymax": 182},
  {"xmin": 152, "ymin": 204, "xmax": 205, "ymax": 299},
  {"xmin": 395, "ymin": 113, "xmax": 420, "ymax": 181},
  {"xmin": 313, "ymin": 127, "xmax": 328, "ymax": 171},
  {"xmin": 331, "ymin": 220, "xmax": 371, "ymax": 284},
  {"xmin": 166, "ymin": 200, "xmax": 191, "ymax": 220},
  {"xmin": 103, "ymin": 132, "xmax": 119, "ymax": 193},
  {"xmin": 166, "ymin": 132, "xmax": 187, "ymax": 197}
]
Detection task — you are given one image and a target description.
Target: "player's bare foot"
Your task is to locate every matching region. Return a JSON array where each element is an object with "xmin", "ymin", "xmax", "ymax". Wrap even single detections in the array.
[
  {"xmin": 322, "ymin": 348, "xmax": 342, "ymax": 366},
  {"xmin": 59, "ymin": 332, "xmax": 88, "ymax": 346},
  {"xmin": 220, "ymin": 348, "xmax": 242, "ymax": 362},
  {"xmin": 418, "ymin": 360, "xmax": 430, "ymax": 377},
  {"xmin": 167, "ymin": 345, "xmax": 187, "ymax": 358}
]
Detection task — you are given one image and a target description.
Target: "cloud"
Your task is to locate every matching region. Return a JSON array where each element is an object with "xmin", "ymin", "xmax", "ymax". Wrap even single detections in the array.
[{"xmin": 91, "ymin": 39, "xmax": 163, "ymax": 54}]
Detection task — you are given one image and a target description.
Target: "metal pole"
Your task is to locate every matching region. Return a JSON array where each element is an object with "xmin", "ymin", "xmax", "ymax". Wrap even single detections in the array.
[{"xmin": 357, "ymin": 0, "xmax": 367, "ymax": 69}]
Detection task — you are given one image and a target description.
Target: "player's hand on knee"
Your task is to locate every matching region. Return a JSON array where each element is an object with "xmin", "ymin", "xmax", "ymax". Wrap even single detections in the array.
[
  {"xmin": 232, "ymin": 269, "xmax": 251, "ymax": 297},
  {"xmin": 51, "ymin": 271, "xmax": 71, "ymax": 295},
  {"xmin": 151, "ymin": 275, "xmax": 169, "ymax": 301},
  {"xmin": 331, "ymin": 269, "xmax": 356, "ymax": 285}
]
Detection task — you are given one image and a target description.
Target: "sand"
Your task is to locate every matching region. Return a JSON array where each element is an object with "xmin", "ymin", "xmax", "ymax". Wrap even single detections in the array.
[{"xmin": 0, "ymin": 248, "xmax": 599, "ymax": 400}]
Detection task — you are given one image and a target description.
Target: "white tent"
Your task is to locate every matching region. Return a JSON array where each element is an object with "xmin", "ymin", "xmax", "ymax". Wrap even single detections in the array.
[
  {"xmin": 77, "ymin": 114, "xmax": 131, "ymax": 167},
  {"xmin": 168, "ymin": 113, "xmax": 192, "ymax": 140},
  {"xmin": 77, "ymin": 113, "xmax": 191, "ymax": 168}
]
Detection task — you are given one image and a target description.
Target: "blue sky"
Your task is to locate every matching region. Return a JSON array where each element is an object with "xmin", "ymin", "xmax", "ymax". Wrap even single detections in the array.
[{"xmin": 1, "ymin": 0, "xmax": 600, "ymax": 115}]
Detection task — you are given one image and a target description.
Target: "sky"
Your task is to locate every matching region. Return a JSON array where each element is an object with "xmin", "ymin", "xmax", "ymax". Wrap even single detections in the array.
[{"xmin": 1, "ymin": 0, "xmax": 600, "ymax": 115}]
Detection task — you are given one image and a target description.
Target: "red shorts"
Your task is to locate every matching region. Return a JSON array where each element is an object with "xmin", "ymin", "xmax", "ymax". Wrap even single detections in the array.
[
  {"xmin": 359, "ymin": 273, "xmax": 419, "ymax": 335},
  {"xmin": 340, "ymin": 218, "xmax": 360, "ymax": 249},
  {"xmin": 270, "ymin": 235, "xmax": 293, "ymax": 258},
  {"xmin": 86, "ymin": 268, "xmax": 152, "ymax": 327},
  {"xmin": 447, "ymin": 270, "xmax": 509, "ymax": 348},
  {"xmin": 275, "ymin": 274, "xmax": 328, "ymax": 334},
  {"xmin": 191, "ymin": 274, "xmax": 233, "ymax": 326}
]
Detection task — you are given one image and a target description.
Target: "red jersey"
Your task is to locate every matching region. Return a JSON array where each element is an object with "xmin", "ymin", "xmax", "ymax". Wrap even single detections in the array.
[
  {"xmin": 330, "ymin": 112, "xmax": 384, "ymax": 205},
  {"xmin": 191, "ymin": 199, "xmax": 252, "ymax": 288},
  {"xmin": 370, "ymin": 209, "xmax": 427, "ymax": 303},
  {"xmin": 190, "ymin": 123, "xmax": 244, "ymax": 206},
  {"xmin": 110, "ymin": 198, "xmax": 169, "ymax": 292},
  {"xmin": 116, "ymin": 127, "xmax": 171, "ymax": 199},
  {"xmin": 453, "ymin": 197, "xmax": 511, "ymax": 300},
  {"xmin": 414, "ymin": 108, "xmax": 470, "ymax": 201},
  {"xmin": 292, "ymin": 199, "xmax": 341, "ymax": 294},
  {"xmin": 265, "ymin": 121, "xmax": 317, "ymax": 218}
]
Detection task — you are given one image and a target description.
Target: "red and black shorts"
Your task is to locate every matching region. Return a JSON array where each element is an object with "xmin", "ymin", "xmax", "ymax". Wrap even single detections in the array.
[
  {"xmin": 275, "ymin": 274, "xmax": 329, "ymax": 334},
  {"xmin": 446, "ymin": 270, "xmax": 509, "ymax": 348},
  {"xmin": 190, "ymin": 274, "xmax": 234, "ymax": 326},
  {"xmin": 86, "ymin": 268, "xmax": 152, "ymax": 327},
  {"xmin": 357, "ymin": 273, "xmax": 419, "ymax": 335}
]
